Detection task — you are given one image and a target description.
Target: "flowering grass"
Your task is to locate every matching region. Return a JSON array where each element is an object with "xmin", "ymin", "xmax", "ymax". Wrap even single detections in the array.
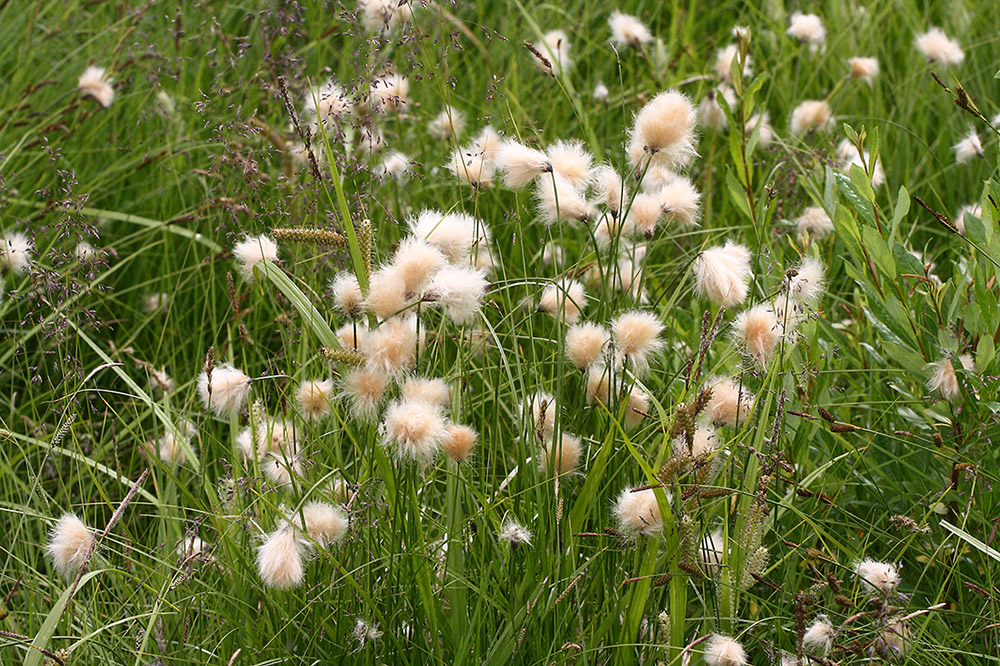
[{"xmin": 1, "ymin": 1, "xmax": 1000, "ymax": 665}]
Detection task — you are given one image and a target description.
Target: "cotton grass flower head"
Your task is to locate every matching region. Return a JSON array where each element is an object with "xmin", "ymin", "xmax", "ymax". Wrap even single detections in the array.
[
  {"xmin": 353, "ymin": 618, "xmax": 383, "ymax": 647},
  {"xmin": 150, "ymin": 368, "xmax": 174, "ymax": 394},
  {"xmin": 585, "ymin": 365, "xmax": 612, "ymax": 406},
  {"xmin": 623, "ymin": 192, "xmax": 664, "ymax": 238},
  {"xmin": 392, "ymin": 236, "xmax": 445, "ymax": 296},
  {"xmin": 953, "ymin": 129, "xmax": 984, "ymax": 164},
  {"xmin": 341, "ymin": 367, "xmax": 390, "ymax": 420},
  {"xmin": 547, "ymin": 140, "xmax": 593, "ymax": 189},
  {"xmin": 593, "ymin": 81, "xmax": 610, "ymax": 103},
  {"xmin": 381, "ymin": 399, "xmax": 446, "ymax": 465},
  {"xmin": 630, "ymin": 90, "xmax": 697, "ymax": 170},
  {"xmin": 614, "ymin": 487, "xmax": 664, "ymax": 536},
  {"xmin": 257, "ymin": 525, "xmax": 305, "ymax": 589},
  {"xmin": 916, "ymin": 27, "xmax": 964, "ymax": 66},
  {"xmin": 78, "ymin": 66, "xmax": 114, "ymax": 108},
  {"xmin": 790, "ymin": 99, "xmax": 833, "ymax": 135},
  {"xmin": 0, "ymin": 232, "xmax": 32, "ymax": 273},
  {"xmin": 656, "ymin": 176, "xmax": 702, "ymax": 228},
  {"xmin": 409, "ymin": 209, "xmax": 487, "ymax": 263},
  {"xmin": 296, "ymin": 379, "xmax": 334, "ymax": 420},
  {"xmin": 446, "ymin": 145, "xmax": 494, "ymax": 187},
  {"xmin": 704, "ymin": 634, "xmax": 747, "ymax": 666},
  {"xmin": 303, "ymin": 80, "xmax": 351, "ymax": 130},
  {"xmin": 442, "ymin": 423, "xmax": 477, "ymax": 462},
  {"xmin": 332, "ymin": 272, "xmax": 364, "ymax": 317},
  {"xmin": 536, "ymin": 173, "xmax": 592, "ymax": 223},
  {"xmin": 541, "ymin": 432, "xmax": 583, "ymax": 475},
  {"xmin": 877, "ymin": 618, "xmax": 911, "ymax": 657},
  {"xmin": 47, "ymin": 513, "xmax": 94, "ymax": 578},
  {"xmin": 803, "ymin": 615, "xmax": 836, "ymax": 656},
  {"xmin": 535, "ymin": 29, "xmax": 572, "ymax": 75},
  {"xmin": 566, "ymin": 322, "xmax": 609, "ymax": 370},
  {"xmin": 745, "ymin": 112, "xmax": 774, "ymax": 147},
  {"xmin": 794, "ymin": 206, "xmax": 834, "ymax": 242},
  {"xmin": 370, "ymin": 72, "xmax": 409, "ymax": 112},
  {"xmin": 538, "ymin": 278, "xmax": 586, "ymax": 323},
  {"xmin": 362, "ymin": 315, "xmax": 420, "ymax": 375},
  {"xmin": 400, "ymin": 377, "xmax": 450, "ymax": 408},
  {"xmin": 358, "ymin": 0, "xmax": 412, "ymax": 32},
  {"xmin": 848, "ymin": 57, "xmax": 880, "ymax": 83},
  {"xmin": 262, "ymin": 443, "xmax": 303, "ymax": 488},
  {"xmin": 295, "ymin": 502, "xmax": 349, "ymax": 547},
  {"xmin": 733, "ymin": 304, "xmax": 783, "ymax": 366},
  {"xmin": 499, "ymin": 520, "xmax": 532, "ymax": 547},
  {"xmin": 698, "ymin": 86, "xmax": 736, "ymax": 130},
  {"xmin": 197, "ymin": 363, "xmax": 251, "ymax": 417},
  {"xmin": 625, "ymin": 387, "xmax": 649, "ymax": 427},
  {"xmin": 788, "ymin": 256, "xmax": 825, "ymax": 305},
  {"xmin": 609, "ymin": 11, "xmax": 653, "ymax": 48},
  {"xmin": 336, "ymin": 322, "xmax": 367, "ymax": 351},
  {"xmin": 705, "ymin": 376, "xmax": 753, "ymax": 427},
  {"xmin": 428, "ymin": 105, "xmax": 465, "ymax": 141},
  {"xmin": 494, "ymin": 140, "xmax": 553, "ymax": 188},
  {"xmin": 714, "ymin": 44, "xmax": 751, "ymax": 83},
  {"xmin": 233, "ymin": 235, "xmax": 278, "ymax": 281},
  {"xmin": 927, "ymin": 354, "xmax": 974, "ymax": 401},
  {"xmin": 786, "ymin": 12, "xmax": 826, "ymax": 49},
  {"xmin": 365, "ymin": 265, "xmax": 412, "ymax": 319},
  {"xmin": 525, "ymin": 392, "xmax": 557, "ymax": 438},
  {"xmin": 854, "ymin": 558, "xmax": 901, "ymax": 595},
  {"xmin": 611, "ymin": 310, "xmax": 664, "ymax": 375},
  {"xmin": 591, "ymin": 164, "xmax": 626, "ymax": 218},
  {"xmin": 74, "ymin": 242, "xmax": 98, "ymax": 262},
  {"xmin": 694, "ymin": 241, "xmax": 752, "ymax": 307},
  {"xmin": 379, "ymin": 151, "xmax": 410, "ymax": 180},
  {"xmin": 423, "ymin": 264, "xmax": 488, "ymax": 324}
]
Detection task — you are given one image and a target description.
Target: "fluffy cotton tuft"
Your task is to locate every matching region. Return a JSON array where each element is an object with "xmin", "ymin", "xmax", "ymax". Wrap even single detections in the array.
[
  {"xmin": 428, "ymin": 106, "xmax": 465, "ymax": 141},
  {"xmin": 623, "ymin": 192, "xmax": 664, "ymax": 238},
  {"xmin": 297, "ymin": 379, "xmax": 334, "ymax": 420},
  {"xmin": 585, "ymin": 365, "xmax": 612, "ymax": 406},
  {"xmin": 409, "ymin": 209, "xmax": 487, "ymax": 263},
  {"xmin": 379, "ymin": 151, "xmax": 410, "ymax": 181},
  {"xmin": 591, "ymin": 164, "xmax": 626, "ymax": 218},
  {"xmin": 916, "ymin": 28, "xmax": 964, "ymax": 66},
  {"xmin": 698, "ymin": 86, "xmax": 736, "ymax": 130},
  {"xmin": 47, "ymin": 513, "xmax": 94, "ymax": 578},
  {"xmin": 400, "ymin": 376, "xmax": 451, "ymax": 408},
  {"xmin": 745, "ymin": 112, "xmax": 775, "ymax": 147},
  {"xmin": 0, "ymin": 232, "xmax": 32, "ymax": 273},
  {"xmin": 547, "ymin": 140, "xmax": 593, "ymax": 189},
  {"xmin": 694, "ymin": 241, "xmax": 753, "ymax": 307},
  {"xmin": 630, "ymin": 90, "xmax": 698, "ymax": 170},
  {"xmin": 955, "ymin": 203, "xmax": 982, "ymax": 235},
  {"xmin": 927, "ymin": 354, "xmax": 974, "ymax": 401},
  {"xmin": 296, "ymin": 502, "xmax": 349, "ymax": 547},
  {"xmin": 715, "ymin": 44, "xmax": 751, "ymax": 82},
  {"xmin": 446, "ymin": 145, "xmax": 494, "ymax": 187},
  {"xmin": 612, "ymin": 310, "xmax": 664, "ymax": 375},
  {"xmin": 786, "ymin": 12, "xmax": 825, "ymax": 47},
  {"xmin": 614, "ymin": 487, "xmax": 664, "ymax": 535},
  {"xmin": 370, "ymin": 73, "xmax": 409, "ymax": 112},
  {"xmin": 733, "ymin": 304, "xmax": 783, "ymax": 366},
  {"xmin": 442, "ymin": 423, "xmax": 477, "ymax": 462},
  {"xmin": 705, "ymin": 376, "xmax": 753, "ymax": 427},
  {"xmin": 233, "ymin": 235, "xmax": 279, "ymax": 281},
  {"xmin": 803, "ymin": 615, "xmax": 836, "ymax": 656},
  {"xmin": 381, "ymin": 399, "xmax": 446, "ymax": 465},
  {"xmin": 336, "ymin": 322, "xmax": 367, "ymax": 351},
  {"xmin": 78, "ymin": 66, "xmax": 114, "ymax": 108},
  {"xmin": 358, "ymin": 0, "xmax": 412, "ymax": 32},
  {"xmin": 525, "ymin": 392, "xmax": 557, "ymax": 438},
  {"xmin": 332, "ymin": 272, "xmax": 365, "ymax": 317},
  {"xmin": 794, "ymin": 207, "xmax": 834, "ymax": 242},
  {"xmin": 499, "ymin": 520, "xmax": 533, "ymax": 547},
  {"xmin": 534, "ymin": 30, "xmax": 572, "ymax": 75},
  {"xmin": 954, "ymin": 129, "xmax": 984, "ymax": 164},
  {"xmin": 854, "ymin": 558, "xmax": 901, "ymax": 595},
  {"xmin": 365, "ymin": 265, "xmax": 413, "ymax": 319},
  {"xmin": 341, "ymin": 366, "xmax": 390, "ymax": 420},
  {"xmin": 303, "ymin": 80, "xmax": 351, "ymax": 131},
  {"xmin": 593, "ymin": 81, "xmax": 610, "ymax": 103},
  {"xmin": 536, "ymin": 173, "xmax": 592, "ymax": 223},
  {"xmin": 848, "ymin": 57, "xmax": 880, "ymax": 83},
  {"xmin": 656, "ymin": 176, "xmax": 702, "ymax": 228},
  {"xmin": 566, "ymin": 322, "xmax": 609, "ymax": 370},
  {"xmin": 541, "ymin": 432, "xmax": 583, "ymax": 475},
  {"xmin": 538, "ymin": 278, "xmax": 586, "ymax": 323},
  {"xmin": 790, "ymin": 100, "xmax": 833, "ymax": 135},
  {"xmin": 705, "ymin": 634, "xmax": 747, "ymax": 666},
  {"xmin": 494, "ymin": 140, "xmax": 552, "ymax": 188},
  {"xmin": 392, "ymin": 236, "xmax": 445, "ymax": 296},
  {"xmin": 197, "ymin": 364, "xmax": 251, "ymax": 417},
  {"xmin": 362, "ymin": 315, "xmax": 420, "ymax": 375},
  {"xmin": 609, "ymin": 11, "xmax": 653, "ymax": 47},
  {"xmin": 257, "ymin": 526, "xmax": 305, "ymax": 589},
  {"xmin": 788, "ymin": 257, "xmax": 825, "ymax": 304},
  {"xmin": 423, "ymin": 264, "xmax": 488, "ymax": 324}
]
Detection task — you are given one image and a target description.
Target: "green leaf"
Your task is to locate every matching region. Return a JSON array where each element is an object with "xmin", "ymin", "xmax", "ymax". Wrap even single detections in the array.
[
  {"xmin": 889, "ymin": 186, "xmax": 909, "ymax": 245},
  {"xmin": 942, "ymin": 520, "xmax": 1000, "ymax": 563},
  {"xmin": 25, "ymin": 570, "xmax": 105, "ymax": 666},
  {"xmin": 977, "ymin": 334, "xmax": 995, "ymax": 373},
  {"xmin": 861, "ymin": 226, "xmax": 896, "ymax": 280},
  {"xmin": 726, "ymin": 169, "xmax": 753, "ymax": 221},
  {"xmin": 834, "ymin": 171, "xmax": 876, "ymax": 227},
  {"xmin": 849, "ymin": 163, "xmax": 876, "ymax": 204},
  {"xmin": 258, "ymin": 259, "xmax": 338, "ymax": 349}
]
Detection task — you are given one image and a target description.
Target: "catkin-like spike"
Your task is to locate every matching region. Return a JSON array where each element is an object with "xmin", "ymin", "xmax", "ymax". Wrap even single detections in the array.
[
  {"xmin": 741, "ymin": 546, "xmax": 769, "ymax": 590},
  {"xmin": 679, "ymin": 515, "xmax": 697, "ymax": 568},
  {"xmin": 273, "ymin": 227, "xmax": 347, "ymax": 247},
  {"xmin": 693, "ymin": 387, "xmax": 713, "ymax": 417},
  {"xmin": 319, "ymin": 347, "xmax": 365, "ymax": 366},
  {"xmin": 358, "ymin": 218, "xmax": 373, "ymax": 282}
]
